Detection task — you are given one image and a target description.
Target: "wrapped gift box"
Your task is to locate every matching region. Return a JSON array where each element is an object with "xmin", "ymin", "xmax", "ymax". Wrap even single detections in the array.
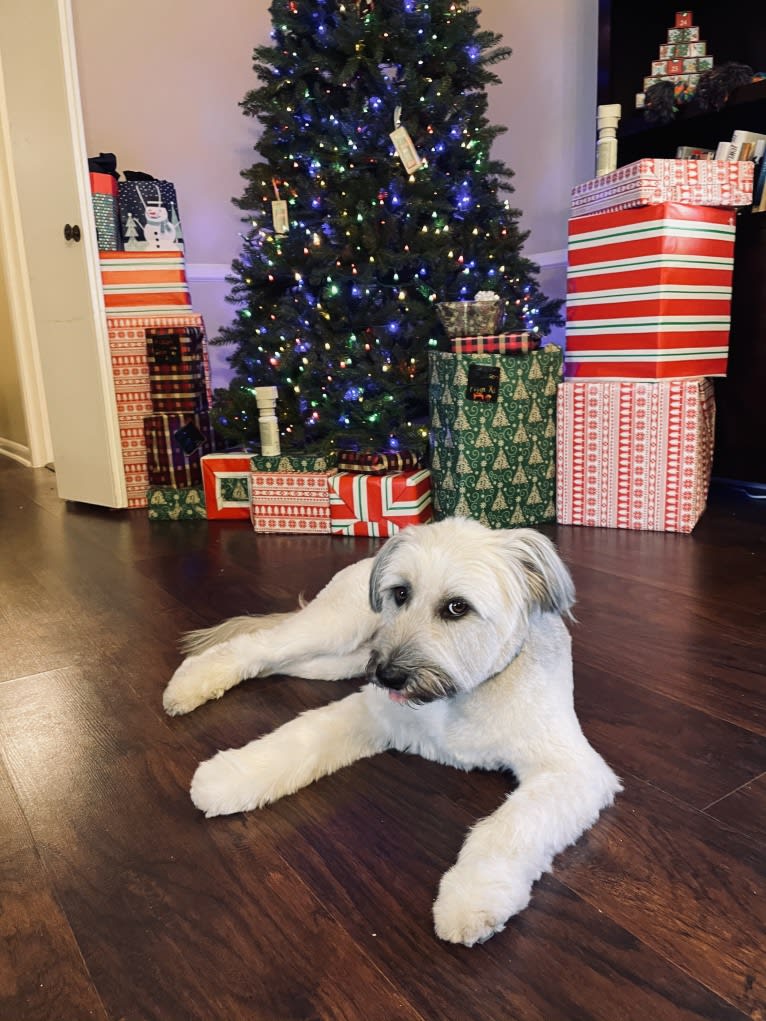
[
  {"xmin": 249, "ymin": 452, "xmax": 337, "ymax": 472},
  {"xmin": 566, "ymin": 203, "xmax": 736, "ymax": 380},
  {"xmin": 201, "ymin": 453, "xmax": 253, "ymax": 520},
  {"xmin": 146, "ymin": 325, "xmax": 207, "ymax": 412},
  {"xmin": 100, "ymin": 251, "xmax": 192, "ymax": 314},
  {"xmin": 147, "ymin": 486, "xmax": 206, "ymax": 521},
  {"xmin": 250, "ymin": 471, "xmax": 336, "ymax": 533},
  {"xmin": 89, "ymin": 172, "xmax": 122, "ymax": 251},
  {"xmin": 328, "ymin": 470, "xmax": 433, "ymax": 536},
  {"xmin": 119, "ymin": 179, "xmax": 184, "ymax": 251},
  {"xmin": 450, "ymin": 333, "xmax": 540, "ymax": 355},
  {"xmin": 143, "ymin": 412, "xmax": 215, "ymax": 487},
  {"xmin": 556, "ymin": 379, "xmax": 715, "ymax": 533},
  {"xmin": 571, "ymin": 159, "xmax": 753, "ymax": 217},
  {"xmin": 336, "ymin": 450, "xmax": 420, "ymax": 474},
  {"xmin": 428, "ymin": 346, "xmax": 562, "ymax": 528},
  {"xmin": 107, "ymin": 313, "xmax": 213, "ymax": 507}
]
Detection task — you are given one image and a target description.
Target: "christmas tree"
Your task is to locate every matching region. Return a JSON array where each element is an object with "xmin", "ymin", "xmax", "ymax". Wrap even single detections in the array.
[{"xmin": 212, "ymin": 0, "xmax": 562, "ymax": 453}]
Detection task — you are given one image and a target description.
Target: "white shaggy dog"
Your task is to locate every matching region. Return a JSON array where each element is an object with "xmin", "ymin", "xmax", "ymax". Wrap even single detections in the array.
[{"xmin": 164, "ymin": 517, "xmax": 620, "ymax": 947}]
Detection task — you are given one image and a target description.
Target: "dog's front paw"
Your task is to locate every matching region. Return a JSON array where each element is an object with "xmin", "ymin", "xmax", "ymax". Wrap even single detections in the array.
[
  {"xmin": 433, "ymin": 863, "xmax": 531, "ymax": 947},
  {"xmin": 163, "ymin": 646, "xmax": 240, "ymax": 716}
]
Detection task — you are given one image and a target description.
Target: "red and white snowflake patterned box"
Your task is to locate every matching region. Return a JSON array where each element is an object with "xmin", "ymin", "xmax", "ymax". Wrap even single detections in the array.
[
  {"xmin": 107, "ymin": 312, "xmax": 213, "ymax": 508},
  {"xmin": 250, "ymin": 471, "xmax": 336, "ymax": 533},
  {"xmin": 328, "ymin": 470, "xmax": 433, "ymax": 537},
  {"xmin": 566, "ymin": 203, "xmax": 735, "ymax": 380},
  {"xmin": 571, "ymin": 159, "xmax": 753, "ymax": 217},
  {"xmin": 556, "ymin": 379, "xmax": 715, "ymax": 533}
]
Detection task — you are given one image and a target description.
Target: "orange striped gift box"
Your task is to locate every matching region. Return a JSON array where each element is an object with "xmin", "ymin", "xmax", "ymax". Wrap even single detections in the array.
[
  {"xmin": 565, "ymin": 203, "xmax": 736, "ymax": 380},
  {"xmin": 328, "ymin": 470, "xmax": 433, "ymax": 537},
  {"xmin": 100, "ymin": 251, "xmax": 192, "ymax": 313},
  {"xmin": 556, "ymin": 379, "xmax": 715, "ymax": 533}
]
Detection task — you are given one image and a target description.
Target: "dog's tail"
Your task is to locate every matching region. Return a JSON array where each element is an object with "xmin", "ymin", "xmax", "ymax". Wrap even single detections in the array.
[{"xmin": 179, "ymin": 611, "xmax": 297, "ymax": 656}]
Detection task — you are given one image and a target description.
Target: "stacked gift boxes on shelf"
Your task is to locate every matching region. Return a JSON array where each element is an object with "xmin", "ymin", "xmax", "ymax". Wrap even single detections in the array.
[
  {"xmin": 637, "ymin": 10, "xmax": 713, "ymax": 109},
  {"xmin": 559, "ymin": 141, "xmax": 753, "ymax": 533},
  {"xmin": 201, "ymin": 449, "xmax": 433, "ymax": 537},
  {"xmin": 91, "ymin": 172, "xmax": 218, "ymax": 517}
]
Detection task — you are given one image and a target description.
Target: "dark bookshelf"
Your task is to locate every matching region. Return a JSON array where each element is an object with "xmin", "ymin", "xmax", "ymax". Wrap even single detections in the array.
[{"xmin": 598, "ymin": 2, "xmax": 766, "ymax": 486}]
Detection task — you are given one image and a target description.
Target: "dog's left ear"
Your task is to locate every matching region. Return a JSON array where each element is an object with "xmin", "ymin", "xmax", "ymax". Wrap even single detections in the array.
[
  {"xmin": 368, "ymin": 531, "xmax": 409, "ymax": 612},
  {"xmin": 498, "ymin": 529, "xmax": 576, "ymax": 620}
]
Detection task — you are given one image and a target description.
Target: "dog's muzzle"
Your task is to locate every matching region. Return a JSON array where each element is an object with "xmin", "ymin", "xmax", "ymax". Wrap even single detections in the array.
[{"xmin": 366, "ymin": 650, "xmax": 457, "ymax": 706}]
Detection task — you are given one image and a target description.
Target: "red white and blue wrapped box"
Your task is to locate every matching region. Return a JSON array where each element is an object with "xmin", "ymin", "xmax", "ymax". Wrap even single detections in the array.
[
  {"xmin": 336, "ymin": 449, "xmax": 421, "ymax": 475},
  {"xmin": 449, "ymin": 333, "xmax": 540, "ymax": 355},
  {"xmin": 328, "ymin": 470, "xmax": 433, "ymax": 537},
  {"xmin": 250, "ymin": 471, "xmax": 336, "ymax": 533}
]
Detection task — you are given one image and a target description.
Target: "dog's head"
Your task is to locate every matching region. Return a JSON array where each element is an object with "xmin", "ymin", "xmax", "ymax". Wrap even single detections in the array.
[{"xmin": 366, "ymin": 518, "xmax": 574, "ymax": 706}]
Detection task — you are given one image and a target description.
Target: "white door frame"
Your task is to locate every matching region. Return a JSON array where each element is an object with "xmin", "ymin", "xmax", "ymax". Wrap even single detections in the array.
[{"xmin": 0, "ymin": 0, "xmax": 126, "ymax": 506}]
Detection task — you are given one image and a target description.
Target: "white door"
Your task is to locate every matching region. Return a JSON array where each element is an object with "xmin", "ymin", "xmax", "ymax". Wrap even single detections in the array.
[{"xmin": 0, "ymin": 0, "xmax": 126, "ymax": 507}]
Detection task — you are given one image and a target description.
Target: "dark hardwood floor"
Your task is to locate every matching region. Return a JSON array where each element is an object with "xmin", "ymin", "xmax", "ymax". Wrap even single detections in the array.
[{"xmin": 1, "ymin": 456, "xmax": 764, "ymax": 1021}]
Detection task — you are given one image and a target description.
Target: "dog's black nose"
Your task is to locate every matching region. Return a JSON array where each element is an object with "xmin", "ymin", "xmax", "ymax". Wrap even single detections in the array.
[{"xmin": 376, "ymin": 663, "xmax": 409, "ymax": 691}]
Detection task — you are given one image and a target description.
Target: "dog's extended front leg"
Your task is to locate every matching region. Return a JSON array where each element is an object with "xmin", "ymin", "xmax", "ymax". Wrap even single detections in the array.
[
  {"xmin": 189, "ymin": 689, "xmax": 388, "ymax": 817},
  {"xmin": 163, "ymin": 558, "xmax": 376, "ymax": 715},
  {"xmin": 433, "ymin": 752, "xmax": 620, "ymax": 946}
]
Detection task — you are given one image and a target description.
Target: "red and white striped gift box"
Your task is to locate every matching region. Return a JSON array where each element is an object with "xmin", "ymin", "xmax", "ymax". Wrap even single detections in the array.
[
  {"xmin": 328, "ymin": 470, "xmax": 433, "ymax": 537},
  {"xmin": 566, "ymin": 203, "xmax": 736, "ymax": 380},
  {"xmin": 250, "ymin": 471, "xmax": 336, "ymax": 533},
  {"xmin": 571, "ymin": 159, "xmax": 753, "ymax": 218},
  {"xmin": 556, "ymin": 379, "xmax": 715, "ymax": 533},
  {"xmin": 100, "ymin": 251, "xmax": 192, "ymax": 314}
]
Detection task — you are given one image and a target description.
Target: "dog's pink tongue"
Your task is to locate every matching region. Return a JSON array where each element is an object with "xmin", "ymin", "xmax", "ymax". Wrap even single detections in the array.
[{"xmin": 388, "ymin": 690, "xmax": 409, "ymax": 705}]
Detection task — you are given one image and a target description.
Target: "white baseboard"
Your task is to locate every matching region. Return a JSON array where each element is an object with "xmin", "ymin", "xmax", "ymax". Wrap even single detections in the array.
[{"xmin": 0, "ymin": 436, "xmax": 32, "ymax": 466}]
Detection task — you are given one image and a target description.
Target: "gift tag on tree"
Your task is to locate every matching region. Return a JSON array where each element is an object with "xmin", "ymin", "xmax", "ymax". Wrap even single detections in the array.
[
  {"xmin": 272, "ymin": 200, "xmax": 289, "ymax": 234},
  {"xmin": 466, "ymin": 364, "xmax": 500, "ymax": 403},
  {"xmin": 390, "ymin": 107, "xmax": 424, "ymax": 174}
]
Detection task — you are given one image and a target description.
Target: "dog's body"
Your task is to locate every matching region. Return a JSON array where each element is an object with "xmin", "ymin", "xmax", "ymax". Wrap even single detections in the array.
[{"xmin": 164, "ymin": 518, "xmax": 620, "ymax": 946}]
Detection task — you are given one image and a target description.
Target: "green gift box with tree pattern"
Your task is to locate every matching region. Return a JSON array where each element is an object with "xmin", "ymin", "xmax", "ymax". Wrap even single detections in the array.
[{"xmin": 428, "ymin": 346, "xmax": 562, "ymax": 527}]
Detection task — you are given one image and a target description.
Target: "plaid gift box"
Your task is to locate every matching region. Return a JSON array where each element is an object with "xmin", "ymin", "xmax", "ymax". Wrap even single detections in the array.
[
  {"xmin": 571, "ymin": 159, "xmax": 754, "ymax": 217},
  {"xmin": 100, "ymin": 251, "xmax": 192, "ymax": 314},
  {"xmin": 328, "ymin": 470, "xmax": 433, "ymax": 536},
  {"xmin": 556, "ymin": 378, "xmax": 715, "ymax": 534},
  {"xmin": 429, "ymin": 347, "xmax": 562, "ymax": 527},
  {"xmin": 146, "ymin": 326, "xmax": 207, "ymax": 412},
  {"xmin": 449, "ymin": 333, "xmax": 541, "ymax": 355},
  {"xmin": 250, "ymin": 471, "xmax": 336, "ymax": 533},
  {"xmin": 143, "ymin": 412, "xmax": 215, "ymax": 487},
  {"xmin": 201, "ymin": 453, "xmax": 253, "ymax": 520},
  {"xmin": 336, "ymin": 449, "xmax": 421, "ymax": 474},
  {"xmin": 89, "ymin": 172, "xmax": 122, "ymax": 251},
  {"xmin": 566, "ymin": 203, "xmax": 736, "ymax": 380},
  {"xmin": 147, "ymin": 486, "xmax": 206, "ymax": 521},
  {"xmin": 249, "ymin": 452, "xmax": 337, "ymax": 472}
]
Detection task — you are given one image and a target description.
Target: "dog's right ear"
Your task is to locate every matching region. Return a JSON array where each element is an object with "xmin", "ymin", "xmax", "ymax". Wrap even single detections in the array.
[{"xmin": 368, "ymin": 532, "xmax": 408, "ymax": 612}]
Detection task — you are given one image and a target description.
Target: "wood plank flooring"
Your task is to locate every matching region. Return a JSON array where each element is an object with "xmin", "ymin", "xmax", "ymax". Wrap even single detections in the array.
[{"xmin": 0, "ymin": 457, "xmax": 764, "ymax": 1021}]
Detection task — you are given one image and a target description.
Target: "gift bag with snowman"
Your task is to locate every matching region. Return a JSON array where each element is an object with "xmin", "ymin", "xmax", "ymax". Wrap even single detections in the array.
[{"xmin": 118, "ymin": 178, "xmax": 185, "ymax": 252}]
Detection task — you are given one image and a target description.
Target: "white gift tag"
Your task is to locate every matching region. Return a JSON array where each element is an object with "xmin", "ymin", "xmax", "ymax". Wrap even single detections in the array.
[
  {"xmin": 390, "ymin": 125, "xmax": 423, "ymax": 175},
  {"xmin": 272, "ymin": 199, "xmax": 289, "ymax": 234}
]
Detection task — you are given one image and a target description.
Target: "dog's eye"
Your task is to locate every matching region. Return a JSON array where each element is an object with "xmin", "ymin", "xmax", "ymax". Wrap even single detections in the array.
[
  {"xmin": 392, "ymin": 586, "xmax": 409, "ymax": 607},
  {"xmin": 443, "ymin": 599, "xmax": 469, "ymax": 620}
]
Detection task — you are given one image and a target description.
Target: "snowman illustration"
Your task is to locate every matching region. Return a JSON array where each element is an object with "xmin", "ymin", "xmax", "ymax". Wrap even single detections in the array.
[{"xmin": 138, "ymin": 182, "xmax": 179, "ymax": 250}]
